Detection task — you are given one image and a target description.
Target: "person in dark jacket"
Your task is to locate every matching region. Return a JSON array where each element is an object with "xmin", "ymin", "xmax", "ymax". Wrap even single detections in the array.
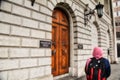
[{"xmin": 85, "ymin": 47, "xmax": 111, "ymax": 80}]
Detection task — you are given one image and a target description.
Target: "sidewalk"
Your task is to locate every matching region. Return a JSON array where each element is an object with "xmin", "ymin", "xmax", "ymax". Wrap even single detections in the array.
[
  {"xmin": 57, "ymin": 63, "xmax": 120, "ymax": 80},
  {"xmin": 108, "ymin": 63, "xmax": 120, "ymax": 80}
]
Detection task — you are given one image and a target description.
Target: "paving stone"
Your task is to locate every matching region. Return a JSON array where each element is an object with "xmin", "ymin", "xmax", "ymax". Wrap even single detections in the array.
[{"xmin": 56, "ymin": 63, "xmax": 120, "ymax": 80}]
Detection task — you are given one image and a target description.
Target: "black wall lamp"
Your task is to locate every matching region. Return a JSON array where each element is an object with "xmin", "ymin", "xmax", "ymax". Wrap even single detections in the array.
[
  {"xmin": 84, "ymin": 2, "xmax": 104, "ymax": 25},
  {"xmin": 31, "ymin": 0, "xmax": 35, "ymax": 6}
]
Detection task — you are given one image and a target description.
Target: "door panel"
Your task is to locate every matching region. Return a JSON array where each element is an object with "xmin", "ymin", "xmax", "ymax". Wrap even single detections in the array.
[
  {"xmin": 52, "ymin": 23, "xmax": 59, "ymax": 76},
  {"xmin": 52, "ymin": 9, "xmax": 69, "ymax": 76},
  {"xmin": 59, "ymin": 11, "xmax": 68, "ymax": 26},
  {"xmin": 52, "ymin": 9, "xmax": 60, "ymax": 24},
  {"xmin": 59, "ymin": 26, "xmax": 69, "ymax": 74}
]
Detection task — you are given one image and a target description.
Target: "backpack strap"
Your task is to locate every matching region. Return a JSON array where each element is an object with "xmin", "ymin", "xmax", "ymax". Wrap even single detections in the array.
[{"xmin": 95, "ymin": 57, "xmax": 106, "ymax": 79}]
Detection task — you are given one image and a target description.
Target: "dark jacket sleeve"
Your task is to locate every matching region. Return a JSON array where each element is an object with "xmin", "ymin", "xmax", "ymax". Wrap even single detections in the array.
[
  {"xmin": 104, "ymin": 58, "xmax": 111, "ymax": 78},
  {"xmin": 85, "ymin": 63, "xmax": 87, "ymax": 74},
  {"xmin": 85, "ymin": 60, "xmax": 88, "ymax": 74}
]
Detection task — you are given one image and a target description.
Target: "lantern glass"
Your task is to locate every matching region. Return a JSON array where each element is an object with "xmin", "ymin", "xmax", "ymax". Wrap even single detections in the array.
[{"xmin": 96, "ymin": 2, "xmax": 104, "ymax": 18}]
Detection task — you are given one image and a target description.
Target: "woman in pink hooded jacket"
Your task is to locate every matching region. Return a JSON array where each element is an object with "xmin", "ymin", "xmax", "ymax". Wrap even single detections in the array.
[{"xmin": 85, "ymin": 47, "xmax": 111, "ymax": 80}]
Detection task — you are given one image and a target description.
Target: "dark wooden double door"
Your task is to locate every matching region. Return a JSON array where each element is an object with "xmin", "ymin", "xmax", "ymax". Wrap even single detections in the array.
[{"xmin": 52, "ymin": 9, "xmax": 70, "ymax": 76}]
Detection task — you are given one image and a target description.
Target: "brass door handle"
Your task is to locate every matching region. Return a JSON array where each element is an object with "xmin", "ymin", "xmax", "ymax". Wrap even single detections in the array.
[
  {"xmin": 52, "ymin": 41, "xmax": 56, "ymax": 45},
  {"xmin": 62, "ymin": 42, "xmax": 66, "ymax": 46},
  {"xmin": 52, "ymin": 50, "xmax": 56, "ymax": 55},
  {"xmin": 62, "ymin": 49, "xmax": 67, "ymax": 54}
]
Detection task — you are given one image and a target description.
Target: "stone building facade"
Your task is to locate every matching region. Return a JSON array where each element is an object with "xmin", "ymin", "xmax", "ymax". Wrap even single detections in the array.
[
  {"xmin": 0, "ymin": 0, "xmax": 116, "ymax": 80},
  {"xmin": 113, "ymin": 0, "xmax": 120, "ymax": 60}
]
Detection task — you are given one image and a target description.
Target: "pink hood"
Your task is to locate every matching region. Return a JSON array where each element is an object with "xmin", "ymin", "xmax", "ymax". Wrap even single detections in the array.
[{"xmin": 92, "ymin": 47, "xmax": 103, "ymax": 59}]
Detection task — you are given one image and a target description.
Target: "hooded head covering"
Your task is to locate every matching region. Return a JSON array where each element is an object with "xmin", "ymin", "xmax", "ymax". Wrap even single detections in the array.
[{"xmin": 92, "ymin": 47, "xmax": 103, "ymax": 59}]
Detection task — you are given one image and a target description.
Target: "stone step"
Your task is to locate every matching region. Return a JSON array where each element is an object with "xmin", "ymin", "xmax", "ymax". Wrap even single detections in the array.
[{"xmin": 56, "ymin": 76, "xmax": 86, "ymax": 80}]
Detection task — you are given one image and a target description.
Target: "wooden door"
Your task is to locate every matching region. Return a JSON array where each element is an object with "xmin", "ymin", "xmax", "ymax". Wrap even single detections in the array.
[{"xmin": 52, "ymin": 9, "xmax": 69, "ymax": 76}]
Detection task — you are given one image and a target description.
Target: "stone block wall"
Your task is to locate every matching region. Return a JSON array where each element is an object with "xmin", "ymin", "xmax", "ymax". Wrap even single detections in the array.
[
  {"xmin": 0, "ymin": 0, "xmax": 52, "ymax": 80},
  {"xmin": 0, "ymin": 0, "xmax": 114, "ymax": 80}
]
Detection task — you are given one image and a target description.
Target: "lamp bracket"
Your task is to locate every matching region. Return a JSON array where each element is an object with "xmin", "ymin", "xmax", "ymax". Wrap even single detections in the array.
[{"xmin": 84, "ymin": 4, "xmax": 95, "ymax": 25}]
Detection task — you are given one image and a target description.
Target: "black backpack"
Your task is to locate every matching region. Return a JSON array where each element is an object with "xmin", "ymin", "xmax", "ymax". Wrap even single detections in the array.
[{"xmin": 86, "ymin": 57, "xmax": 106, "ymax": 80}]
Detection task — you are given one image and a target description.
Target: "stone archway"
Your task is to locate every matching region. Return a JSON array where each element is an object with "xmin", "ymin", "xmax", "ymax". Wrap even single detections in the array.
[{"xmin": 51, "ymin": 2, "xmax": 77, "ymax": 77}]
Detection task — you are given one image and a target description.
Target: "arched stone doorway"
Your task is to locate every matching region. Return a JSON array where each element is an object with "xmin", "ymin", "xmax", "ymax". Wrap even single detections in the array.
[{"xmin": 50, "ymin": 2, "xmax": 77, "ymax": 77}]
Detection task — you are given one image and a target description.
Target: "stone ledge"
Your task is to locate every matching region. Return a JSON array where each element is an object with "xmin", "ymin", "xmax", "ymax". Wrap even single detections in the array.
[{"xmin": 56, "ymin": 75, "xmax": 86, "ymax": 80}]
